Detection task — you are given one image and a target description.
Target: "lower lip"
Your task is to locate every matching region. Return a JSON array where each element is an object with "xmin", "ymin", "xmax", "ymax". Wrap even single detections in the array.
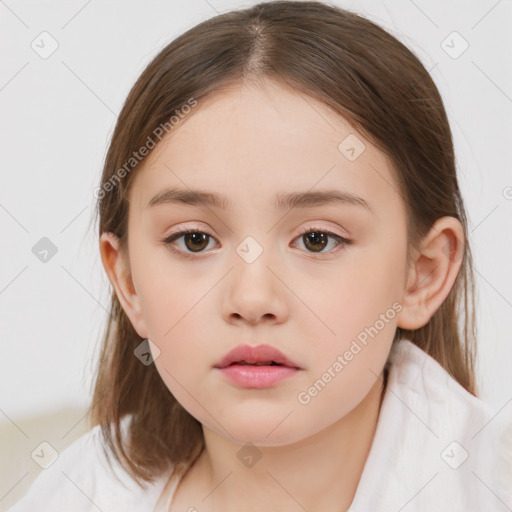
[{"xmin": 216, "ymin": 364, "xmax": 300, "ymax": 389}]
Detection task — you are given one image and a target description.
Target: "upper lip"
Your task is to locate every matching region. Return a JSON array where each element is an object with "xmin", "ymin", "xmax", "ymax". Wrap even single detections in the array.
[{"xmin": 214, "ymin": 344, "xmax": 301, "ymax": 369}]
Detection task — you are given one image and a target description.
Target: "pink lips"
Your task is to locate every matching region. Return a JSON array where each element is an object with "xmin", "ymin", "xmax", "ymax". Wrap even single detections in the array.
[
  {"xmin": 214, "ymin": 344, "xmax": 301, "ymax": 389},
  {"xmin": 214, "ymin": 344, "xmax": 301, "ymax": 369}
]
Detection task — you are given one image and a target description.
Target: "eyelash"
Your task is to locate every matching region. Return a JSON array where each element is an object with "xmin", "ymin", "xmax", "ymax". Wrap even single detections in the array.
[{"xmin": 162, "ymin": 226, "xmax": 352, "ymax": 260}]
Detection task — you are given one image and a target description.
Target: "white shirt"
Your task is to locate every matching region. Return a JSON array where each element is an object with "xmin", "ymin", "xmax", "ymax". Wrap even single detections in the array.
[{"xmin": 8, "ymin": 339, "xmax": 512, "ymax": 512}]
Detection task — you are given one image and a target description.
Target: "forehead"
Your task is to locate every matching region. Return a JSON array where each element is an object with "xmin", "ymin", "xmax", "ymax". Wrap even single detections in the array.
[{"xmin": 128, "ymin": 79, "xmax": 402, "ymax": 218}]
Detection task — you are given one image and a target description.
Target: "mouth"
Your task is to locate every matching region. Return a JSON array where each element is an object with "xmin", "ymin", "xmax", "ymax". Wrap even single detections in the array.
[
  {"xmin": 214, "ymin": 344, "xmax": 302, "ymax": 370},
  {"xmin": 215, "ymin": 355, "xmax": 301, "ymax": 389},
  {"xmin": 231, "ymin": 360, "xmax": 284, "ymax": 366}
]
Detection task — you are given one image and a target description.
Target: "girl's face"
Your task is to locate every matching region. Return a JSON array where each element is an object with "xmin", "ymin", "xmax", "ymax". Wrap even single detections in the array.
[{"xmin": 121, "ymin": 79, "xmax": 409, "ymax": 445}]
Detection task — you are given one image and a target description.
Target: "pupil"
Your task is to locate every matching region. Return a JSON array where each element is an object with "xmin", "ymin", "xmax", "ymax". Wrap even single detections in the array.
[{"xmin": 304, "ymin": 232, "xmax": 327, "ymax": 252}]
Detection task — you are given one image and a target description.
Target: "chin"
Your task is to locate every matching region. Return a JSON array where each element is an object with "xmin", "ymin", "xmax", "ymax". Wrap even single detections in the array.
[
  {"xmin": 221, "ymin": 418, "xmax": 314, "ymax": 448},
  {"xmin": 232, "ymin": 431, "xmax": 299, "ymax": 447}
]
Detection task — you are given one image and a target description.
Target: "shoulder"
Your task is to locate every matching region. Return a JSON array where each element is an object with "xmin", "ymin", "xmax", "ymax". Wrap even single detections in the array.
[
  {"xmin": 387, "ymin": 338, "xmax": 493, "ymax": 418},
  {"xmin": 386, "ymin": 339, "xmax": 512, "ymax": 506},
  {"xmin": 351, "ymin": 338, "xmax": 512, "ymax": 511},
  {"xmin": 386, "ymin": 338, "xmax": 511, "ymax": 457},
  {"xmin": 7, "ymin": 415, "xmax": 173, "ymax": 512}
]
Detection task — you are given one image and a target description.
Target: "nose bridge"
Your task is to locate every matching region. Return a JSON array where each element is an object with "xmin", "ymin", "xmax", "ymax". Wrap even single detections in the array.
[
  {"xmin": 233, "ymin": 233, "xmax": 276, "ymax": 291},
  {"xmin": 222, "ymin": 232, "xmax": 287, "ymax": 324}
]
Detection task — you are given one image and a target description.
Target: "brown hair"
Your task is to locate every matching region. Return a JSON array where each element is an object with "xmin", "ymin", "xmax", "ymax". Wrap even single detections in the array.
[{"xmin": 88, "ymin": 0, "xmax": 478, "ymax": 492}]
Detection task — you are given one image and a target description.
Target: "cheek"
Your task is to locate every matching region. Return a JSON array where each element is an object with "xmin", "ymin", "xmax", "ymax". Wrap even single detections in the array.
[
  {"xmin": 343, "ymin": 232, "xmax": 406, "ymax": 309},
  {"xmin": 297, "ymin": 254, "xmax": 404, "ymax": 341},
  {"xmin": 135, "ymin": 272, "xmax": 216, "ymax": 368},
  {"xmin": 131, "ymin": 242, "xmax": 205, "ymax": 336},
  {"xmin": 295, "ymin": 245, "xmax": 404, "ymax": 379},
  {"xmin": 141, "ymin": 286, "xmax": 209, "ymax": 373}
]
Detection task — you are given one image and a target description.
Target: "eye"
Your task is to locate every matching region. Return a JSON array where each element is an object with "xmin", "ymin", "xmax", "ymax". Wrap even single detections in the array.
[
  {"xmin": 293, "ymin": 226, "xmax": 352, "ymax": 254},
  {"xmin": 162, "ymin": 229, "xmax": 218, "ymax": 258},
  {"xmin": 161, "ymin": 226, "xmax": 352, "ymax": 259}
]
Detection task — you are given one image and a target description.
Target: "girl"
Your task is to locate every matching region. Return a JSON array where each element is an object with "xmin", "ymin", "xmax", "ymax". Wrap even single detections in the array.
[{"xmin": 9, "ymin": 1, "xmax": 512, "ymax": 511}]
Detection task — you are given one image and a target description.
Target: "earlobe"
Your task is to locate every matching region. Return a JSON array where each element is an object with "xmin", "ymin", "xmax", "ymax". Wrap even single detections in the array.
[
  {"xmin": 396, "ymin": 217, "xmax": 465, "ymax": 331},
  {"xmin": 99, "ymin": 232, "xmax": 149, "ymax": 339}
]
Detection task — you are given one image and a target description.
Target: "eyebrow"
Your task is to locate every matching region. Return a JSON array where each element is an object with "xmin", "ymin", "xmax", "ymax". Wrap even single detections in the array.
[{"xmin": 147, "ymin": 187, "xmax": 373, "ymax": 213}]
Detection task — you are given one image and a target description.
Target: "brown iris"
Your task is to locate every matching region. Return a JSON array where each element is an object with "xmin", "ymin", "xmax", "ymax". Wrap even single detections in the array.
[
  {"xmin": 183, "ymin": 232, "xmax": 209, "ymax": 252},
  {"xmin": 303, "ymin": 231, "xmax": 328, "ymax": 252}
]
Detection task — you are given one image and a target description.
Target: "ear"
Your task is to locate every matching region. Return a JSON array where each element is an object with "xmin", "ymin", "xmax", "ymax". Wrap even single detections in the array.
[
  {"xmin": 99, "ymin": 232, "xmax": 149, "ymax": 339},
  {"xmin": 396, "ymin": 216, "xmax": 465, "ymax": 330}
]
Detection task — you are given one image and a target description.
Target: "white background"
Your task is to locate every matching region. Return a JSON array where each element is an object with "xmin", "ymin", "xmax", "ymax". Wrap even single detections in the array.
[{"xmin": 1, "ymin": 0, "xmax": 511, "ymax": 424}]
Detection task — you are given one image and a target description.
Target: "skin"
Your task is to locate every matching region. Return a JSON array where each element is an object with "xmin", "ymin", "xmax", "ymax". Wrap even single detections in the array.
[{"xmin": 100, "ymin": 78, "xmax": 465, "ymax": 512}]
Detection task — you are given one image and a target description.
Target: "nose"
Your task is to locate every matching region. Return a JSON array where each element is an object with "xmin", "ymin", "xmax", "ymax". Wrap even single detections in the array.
[{"xmin": 222, "ymin": 248, "xmax": 288, "ymax": 326}]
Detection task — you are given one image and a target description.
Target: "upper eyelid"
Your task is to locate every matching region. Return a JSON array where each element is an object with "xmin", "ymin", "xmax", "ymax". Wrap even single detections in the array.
[{"xmin": 165, "ymin": 225, "xmax": 348, "ymax": 241}]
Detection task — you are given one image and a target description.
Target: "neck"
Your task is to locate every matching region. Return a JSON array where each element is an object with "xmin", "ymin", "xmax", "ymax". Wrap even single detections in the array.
[{"xmin": 186, "ymin": 372, "xmax": 386, "ymax": 512}]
